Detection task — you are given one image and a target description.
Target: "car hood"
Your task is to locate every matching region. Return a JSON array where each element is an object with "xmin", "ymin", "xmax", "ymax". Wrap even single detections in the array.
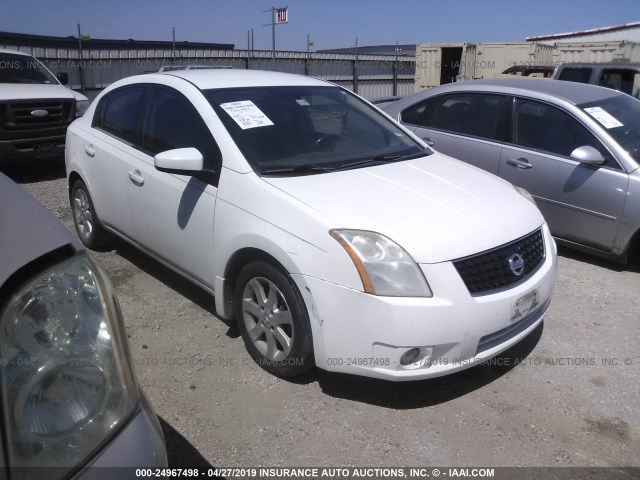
[
  {"xmin": 0, "ymin": 83, "xmax": 84, "ymax": 101},
  {"xmin": 262, "ymin": 154, "xmax": 545, "ymax": 264},
  {"xmin": 0, "ymin": 173, "xmax": 82, "ymax": 286}
]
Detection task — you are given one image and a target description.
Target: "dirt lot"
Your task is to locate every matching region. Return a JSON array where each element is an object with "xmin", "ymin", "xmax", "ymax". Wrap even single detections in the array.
[{"xmin": 3, "ymin": 159, "xmax": 640, "ymax": 473}]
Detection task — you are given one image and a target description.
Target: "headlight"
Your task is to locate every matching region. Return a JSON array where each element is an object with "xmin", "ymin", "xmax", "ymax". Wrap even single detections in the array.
[
  {"xmin": 75, "ymin": 99, "xmax": 90, "ymax": 117},
  {"xmin": 513, "ymin": 185, "xmax": 536, "ymax": 206},
  {"xmin": 0, "ymin": 253, "xmax": 138, "ymax": 477},
  {"xmin": 330, "ymin": 229, "xmax": 432, "ymax": 297}
]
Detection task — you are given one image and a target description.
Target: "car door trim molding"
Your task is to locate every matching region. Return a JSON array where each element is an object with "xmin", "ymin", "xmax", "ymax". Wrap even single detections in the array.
[
  {"xmin": 415, "ymin": 127, "xmax": 503, "ymax": 148},
  {"xmin": 102, "ymin": 223, "xmax": 216, "ymax": 296},
  {"xmin": 533, "ymin": 195, "xmax": 618, "ymax": 221}
]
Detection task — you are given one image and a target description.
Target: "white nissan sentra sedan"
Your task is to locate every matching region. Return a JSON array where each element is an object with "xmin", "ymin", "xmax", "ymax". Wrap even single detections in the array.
[{"xmin": 65, "ymin": 70, "xmax": 557, "ymax": 381}]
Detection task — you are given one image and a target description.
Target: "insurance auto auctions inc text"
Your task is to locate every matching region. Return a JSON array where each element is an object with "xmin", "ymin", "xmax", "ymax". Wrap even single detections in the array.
[{"xmin": 204, "ymin": 467, "xmax": 494, "ymax": 478}]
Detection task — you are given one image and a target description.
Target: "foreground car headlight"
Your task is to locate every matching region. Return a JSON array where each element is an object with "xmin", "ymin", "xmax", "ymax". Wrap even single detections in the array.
[
  {"xmin": 0, "ymin": 253, "xmax": 138, "ymax": 476},
  {"xmin": 75, "ymin": 99, "xmax": 90, "ymax": 117},
  {"xmin": 330, "ymin": 229, "xmax": 432, "ymax": 297},
  {"xmin": 513, "ymin": 185, "xmax": 536, "ymax": 206}
]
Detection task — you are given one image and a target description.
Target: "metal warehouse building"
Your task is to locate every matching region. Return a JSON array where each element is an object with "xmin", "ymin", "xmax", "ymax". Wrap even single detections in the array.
[{"xmin": 526, "ymin": 21, "xmax": 640, "ymax": 44}]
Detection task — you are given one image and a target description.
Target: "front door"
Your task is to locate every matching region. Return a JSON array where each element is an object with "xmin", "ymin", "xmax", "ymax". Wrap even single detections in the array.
[
  {"xmin": 499, "ymin": 97, "xmax": 628, "ymax": 250},
  {"xmin": 129, "ymin": 86, "xmax": 222, "ymax": 287}
]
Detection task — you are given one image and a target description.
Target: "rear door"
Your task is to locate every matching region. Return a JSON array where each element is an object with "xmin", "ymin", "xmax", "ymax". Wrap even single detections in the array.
[
  {"xmin": 498, "ymin": 97, "xmax": 628, "ymax": 250},
  {"xmin": 84, "ymin": 85, "xmax": 148, "ymax": 236},
  {"xmin": 401, "ymin": 92, "xmax": 508, "ymax": 175}
]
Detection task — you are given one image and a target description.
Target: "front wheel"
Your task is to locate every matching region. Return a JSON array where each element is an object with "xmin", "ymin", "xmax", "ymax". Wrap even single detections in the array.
[{"xmin": 234, "ymin": 261, "xmax": 314, "ymax": 377}]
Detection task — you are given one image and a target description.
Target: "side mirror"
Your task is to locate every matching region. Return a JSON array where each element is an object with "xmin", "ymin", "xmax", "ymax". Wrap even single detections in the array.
[
  {"xmin": 154, "ymin": 148, "xmax": 204, "ymax": 174},
  {"xmin": 57, "ymin": 72, "xmax": 69, "ymax": 85},
  {"xmin": 569, "ymin": 145, "xmax": 605, "ymax": 166}
]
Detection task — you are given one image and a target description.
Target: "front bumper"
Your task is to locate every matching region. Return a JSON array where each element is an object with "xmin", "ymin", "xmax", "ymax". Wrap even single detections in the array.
[
  {"xmin": 74, "ymin": 392, "xmax": 168, "ymax": 478},
  {"xmin": 0, "ymin": 134, "xmax": 66, "ymax": 161},
  {"xmin": 294, "ymin": 225, "xmax": 558, "ymax": 381}
]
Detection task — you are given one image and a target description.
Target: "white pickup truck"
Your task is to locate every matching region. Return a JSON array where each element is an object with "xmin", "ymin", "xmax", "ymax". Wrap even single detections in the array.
[{"xmin": 0, "ymin": 48, "xmax": 88, "ymax": 161}]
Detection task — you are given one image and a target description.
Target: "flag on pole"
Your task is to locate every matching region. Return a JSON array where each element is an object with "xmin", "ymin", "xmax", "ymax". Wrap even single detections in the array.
[{"xmin": 275, "ymin": 7, "xmax": 288, "ymax": 24}]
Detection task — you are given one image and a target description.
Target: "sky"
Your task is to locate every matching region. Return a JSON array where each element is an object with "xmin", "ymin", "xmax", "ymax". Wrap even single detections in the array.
[{"xmin": 0, "ymin": 0, "xmax": 639, "ymax": 52}]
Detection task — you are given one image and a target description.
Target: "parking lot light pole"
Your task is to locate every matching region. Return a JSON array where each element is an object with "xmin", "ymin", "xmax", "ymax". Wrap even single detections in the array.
[{"xmin": 262, "ymin": 7, "xmax": 275, "ymax": 58}]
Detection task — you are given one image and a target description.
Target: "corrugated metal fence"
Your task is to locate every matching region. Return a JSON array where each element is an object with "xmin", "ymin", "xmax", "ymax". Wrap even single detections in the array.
[{"xmin": 0, "ymin": 43, "xmax": 416, "ymax": 100}]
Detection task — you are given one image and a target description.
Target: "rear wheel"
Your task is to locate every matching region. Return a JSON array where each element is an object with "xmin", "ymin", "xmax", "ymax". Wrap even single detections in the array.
[
  {"xmin": 71, "ymin": 180, "xmax": 110, "ymax": 249},
  {"xmin": 234, "ymin": 261, "xmax": 314, "ymax": 377}
]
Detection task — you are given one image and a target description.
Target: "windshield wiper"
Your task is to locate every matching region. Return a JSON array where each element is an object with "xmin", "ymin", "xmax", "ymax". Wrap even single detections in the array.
[
  {"xmin": 333, "ymin": 149, "xmax": 430, "ymax": 171},
  {"xmin": 261, "ymin": 163, "xmax": 334, "ymax": 175}
]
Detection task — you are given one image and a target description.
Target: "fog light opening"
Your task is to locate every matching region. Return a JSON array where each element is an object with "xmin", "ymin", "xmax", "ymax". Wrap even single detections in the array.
[
  {"xmin": 400, "ymin": 348, "xmax": 420, "ymax": 366},
  {"xmin": 400, "ymin": 347, "xmax": 434, "ymax": 370}
]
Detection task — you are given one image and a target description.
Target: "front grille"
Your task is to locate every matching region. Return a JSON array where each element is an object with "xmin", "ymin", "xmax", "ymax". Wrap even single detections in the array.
[
  {"xmin": 454, "ymin": 229, "xmax": 545, "ymax": 295},
  {"xmin": 1, "ymin": 100, "xmax": 74, "ymax": 130}
]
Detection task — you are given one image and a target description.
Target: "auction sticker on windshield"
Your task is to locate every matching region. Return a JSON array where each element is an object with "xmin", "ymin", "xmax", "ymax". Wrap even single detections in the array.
[
  {"xmin": 584, "ymin": 107, "xmax": 623, "ymax": 129},
  {"xmin": 220, "ymin": 100, "xmax": 274, "ymax": 130}
]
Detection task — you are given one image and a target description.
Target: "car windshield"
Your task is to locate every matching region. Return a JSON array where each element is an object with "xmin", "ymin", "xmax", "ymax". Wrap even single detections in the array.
[
  {"xmin": 579, "ymin": 95, "xmax": 640, "ymax": 164},
  {"xmin": 205, "ymin": 85, "xmax": 428, "ymax": 175},
  {"xmin": 0, "ymin": 52, "xmax": 58, "ymax": 84}
]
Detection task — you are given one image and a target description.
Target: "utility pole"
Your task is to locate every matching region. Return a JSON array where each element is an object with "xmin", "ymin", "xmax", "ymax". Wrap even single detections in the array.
[
  {"xmin": 172, "ymin": 27, "xmax": 176, "ymax": 66},
  {"xmin": 353, "ymin": 37, "xmax": 359, "ymax": 94},
  {"xmin": 77, "ymin": 23, "xmax": 86, "ymax": 94},
  {"xmin": 393, "ymin": 41, "xmax": 400, "ymax": 96}
]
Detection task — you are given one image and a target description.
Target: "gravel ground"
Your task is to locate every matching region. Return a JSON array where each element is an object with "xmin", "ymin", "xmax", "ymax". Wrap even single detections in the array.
[{"xmin": 3, "ymin": 159, "xmax": 639, "ymax": 472}]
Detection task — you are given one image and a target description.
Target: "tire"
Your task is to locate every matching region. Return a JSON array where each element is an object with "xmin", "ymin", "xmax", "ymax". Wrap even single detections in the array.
[
  {"xmin": 234, "ymin": 261, "xmax": 314, "ymax": 377},
  {"xmin": 70, "ymin": 180, "xmax": 110, "ymax": 249}
]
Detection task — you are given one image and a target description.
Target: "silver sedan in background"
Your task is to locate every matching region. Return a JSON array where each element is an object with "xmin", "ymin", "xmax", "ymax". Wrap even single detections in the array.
[{"xmin": 382, "ymin": 78, "xmax": 640, "ymax": 263}]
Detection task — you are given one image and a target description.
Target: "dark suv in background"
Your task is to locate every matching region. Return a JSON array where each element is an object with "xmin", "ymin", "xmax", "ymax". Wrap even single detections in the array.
[{"xmin": 552, "ymin": 62, "xmax": 640, "ymax": 98}]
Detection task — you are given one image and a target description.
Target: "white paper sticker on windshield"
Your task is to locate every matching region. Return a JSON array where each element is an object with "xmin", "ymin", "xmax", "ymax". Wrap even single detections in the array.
[
  {"xmin": 584, "ymin": 107, "xmax": 623, "ymax": 129},
  {"xmin": 220, "ymin": 100, "xmax": 274, "ymax": 130}
]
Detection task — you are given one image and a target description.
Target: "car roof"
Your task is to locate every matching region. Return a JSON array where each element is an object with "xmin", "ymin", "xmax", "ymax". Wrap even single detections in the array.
[
  {"xmin": 0, "ymin": 173, "xmax": 81, "ymax": 286},
  {"xmin": 557, "ymin": 62, "xmax": 640, "ymax": 68},
  {"xmin": 407, "ymin": 78, "xmax": 622, "ymax": 106},
  {"xmin": 0, "ymin": 48, "xmax": 32, "ymax": 56},
  {"xmin": 153, "ymin": 69, "xmax": 331, "ymax": 90}
]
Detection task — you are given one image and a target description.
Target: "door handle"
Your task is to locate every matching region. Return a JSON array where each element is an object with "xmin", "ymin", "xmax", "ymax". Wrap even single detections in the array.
[
  {"xmin": 128, "ymin": 170, "xmax": 145, "ymax": 186},
  {"xmin": 84, "ymin": 145, "xmax": 95, "ymax": 157},
  {"xmin": 422, "ymin": 136, "xmax": 434, "ymax": 147},
  {"xmin": 507, "ymin": 158, "xmax": 533, "ymax": 169}
]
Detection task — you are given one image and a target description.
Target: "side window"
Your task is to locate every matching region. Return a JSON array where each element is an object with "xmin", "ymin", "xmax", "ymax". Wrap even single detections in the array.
[
  {"xmin": 95, "ymin": 86, "xmax": 146, "ymax": 144},
  {"xmin": 598, "ymin": 69, "xmax": 639, "ymax": 96},
  {"xmin": 512, "ymin": 99, "xmax": 615, "ymax": 167},
  {"xmin": 401, "ymin": 97, "xmax": 438, "ymax": 127},
  {"xmin": 558, "ymin": 67, "xmax": 592, "ymax": 83},
  {"xmin": 141, "ymin": 87, "xmax": 222, "ymax": 174},
  {"xmin": 430, "ymin": 93, "xmax": 505, "ymax": 141}
]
